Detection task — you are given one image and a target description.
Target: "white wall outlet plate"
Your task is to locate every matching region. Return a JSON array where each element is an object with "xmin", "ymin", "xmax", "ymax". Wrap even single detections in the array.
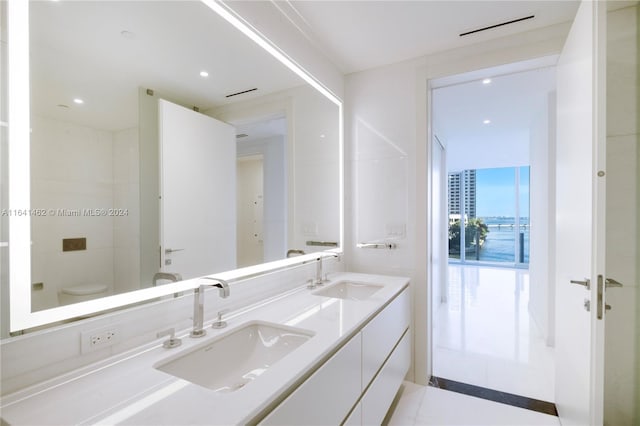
[
  {"xmin": 385, "ymin": 223, "xmax": 406, "ymax": 238},
  {"xmin": 80, "ymin": 324, "xmax": 121, "ymax": 353},
  {"xmin": 301, "ymin": 222, "xmax": 318, "ymax": 236}
]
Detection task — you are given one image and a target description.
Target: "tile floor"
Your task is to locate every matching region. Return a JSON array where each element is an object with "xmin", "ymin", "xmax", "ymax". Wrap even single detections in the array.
[
  {"xmin": 432, "ymin": 265, "xmax": 555, "ymax": 402},
  {"xmin": 386, "ymin": 382, "xmax": 561, "ymax": 426}
]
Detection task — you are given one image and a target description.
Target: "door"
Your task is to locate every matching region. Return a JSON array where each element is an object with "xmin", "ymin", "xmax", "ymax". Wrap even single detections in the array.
[
  {"xmin": 554, "ymin": 1, "xmax": 606, "ymax": 424},
  {"xmin": 236, "ymin": 155, "xmax": 264, "ymax": 267},
  {"xmin": 431, "ymin": 136, "xmax": 447, "ymax": 321},
  {"xmin": 159, "ymin": 99, "xmax": 237, "ymax": 280}
]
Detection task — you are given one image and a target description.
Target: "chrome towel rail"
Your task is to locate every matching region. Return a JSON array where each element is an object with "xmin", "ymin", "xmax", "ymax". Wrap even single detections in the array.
[
  {"xmin": 306, "ymin": 240, "xmax": 339, "ymax": 247},
  {"xmin": 356, "ymin": 242, "xmax": 397, "ymax": 250}
]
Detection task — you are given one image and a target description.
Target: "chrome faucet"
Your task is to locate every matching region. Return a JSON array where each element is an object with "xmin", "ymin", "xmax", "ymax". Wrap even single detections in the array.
[
  {"xmin": 315, "ymin": 253, "xmax": 339, "ymax": 286},
  {"xmin": 287, "ymin": 249, "xmax": 305, "ymax": 258},
  {"xmin": 152, "ymin": 271, "xmax": 183, "ymax": 286},
  {"xmin": 190, "ymin": 277, "xmax": 230, "ymax": 338}
]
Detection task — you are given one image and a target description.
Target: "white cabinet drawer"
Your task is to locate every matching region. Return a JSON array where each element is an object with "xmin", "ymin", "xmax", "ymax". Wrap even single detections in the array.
[
  {"xmin": 343, "ymin": 401, "xmax": 362, "ymax": 426},
  {"xmin": 260, "ymin": 333, "xmax": 362, "ymax": 426},
  {"xmin": 361, "ymin": 289, "xmax": 410, "ymax": 388},
  {"xmin": 361, "ymin": 330, "xmax": 411, "ymax": 426}
]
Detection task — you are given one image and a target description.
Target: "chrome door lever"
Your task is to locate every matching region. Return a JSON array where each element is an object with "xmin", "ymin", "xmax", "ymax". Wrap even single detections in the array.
[
  {"xmin": 605, "ymin": 278, "xmax": 623, "ymax": 288},
  {"xmin": 165, "ymin": 248, "xmax": 185, "ymax": 254},
  {"xmin": 570, "ymin": 278, "xmax": 590, "ymax": 289}
]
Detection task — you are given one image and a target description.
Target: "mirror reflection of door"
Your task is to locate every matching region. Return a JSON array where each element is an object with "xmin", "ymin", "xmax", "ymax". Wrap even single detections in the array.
[
  {"xmin": 237, "ymin": 154, "xmax": 264, "ymax": 268},
  {"xmin": 159, "ymin": 99, "xmax": 236, "ymax": 280},
  {"xmin": 234, "ymin": 115, "xmax": 288, "ymax": 266},
  {"xmin": 237, "ymin": 155, "xmax": 264, "ymax": 267}
]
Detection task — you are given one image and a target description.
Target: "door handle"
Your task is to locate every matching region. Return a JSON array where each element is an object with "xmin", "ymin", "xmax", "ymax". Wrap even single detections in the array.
[
  {"xmin": 570, "ymin": 278, "xmax": 590, "ymax": 289},
  {"xmin": 605, "ymin": 278, "xmax": 623, "ymax": 288},
  {"xmin": 165, "ymin": 248, "xmax": 185, "ymax": 254}
]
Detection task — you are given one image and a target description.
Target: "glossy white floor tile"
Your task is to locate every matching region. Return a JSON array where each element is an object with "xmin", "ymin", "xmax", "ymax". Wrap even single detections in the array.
[
  {"xmin": 387, "ymin": 382, "xmax": 561, "ymax": 426},
  {"xmin": 433, "ymin": 265, "xmax": 555, "ymax": 402}
]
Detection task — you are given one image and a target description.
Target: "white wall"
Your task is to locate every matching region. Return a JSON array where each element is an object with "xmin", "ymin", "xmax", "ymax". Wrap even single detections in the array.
[
  {"xmin": 528, "ymin": 91, "xmax": 557, "ymax": 346},
  {"xmin": 346, "ymin": 58, "xmax": 419, "ymax": 277},
  {"xmin": 113, "ymin": 127, "xmax": 140, "ymax": 295},
  {"xmin": 604, "ymin": 5, "xmax": 638, "ymax": 425}
]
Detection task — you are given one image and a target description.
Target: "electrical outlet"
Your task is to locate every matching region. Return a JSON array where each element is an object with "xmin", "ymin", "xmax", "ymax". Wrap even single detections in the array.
[{"xmin": 81, "ymin": 325, "xmax": 121, "ymax": 353}]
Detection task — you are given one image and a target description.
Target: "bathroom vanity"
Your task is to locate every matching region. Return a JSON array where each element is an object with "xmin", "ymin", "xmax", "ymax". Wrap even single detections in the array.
[{"xmin": 0, "ymin": 273, "xmax": 409, "ymax": 425}]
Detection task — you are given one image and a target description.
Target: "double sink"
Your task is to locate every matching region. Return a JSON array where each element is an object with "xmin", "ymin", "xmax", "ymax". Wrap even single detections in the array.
[{"xmin": 153, "ymin": 281, "xmax": 382, "ymax": 392}]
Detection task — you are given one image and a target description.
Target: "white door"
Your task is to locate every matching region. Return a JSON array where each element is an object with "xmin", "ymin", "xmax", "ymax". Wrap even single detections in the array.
[
  {"xmin": 159, "ymin": 99, "xmax": 237, "ymax": 280},
  {"xmin": 236, "ymin": 155, "xmax": 264, "ymax": 268},
  {"xmin": 554, "ymin": 1, "xmax": 607, "ymax": 424},
  {"xmin": 431, "ymin": 136, "xmax": 447, "ymax": 322}
]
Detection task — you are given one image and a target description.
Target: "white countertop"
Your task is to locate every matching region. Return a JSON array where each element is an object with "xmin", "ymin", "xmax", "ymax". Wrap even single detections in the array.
[{"xmin": 0, "ymin": 272, "xmax": 409, "ymax": 426}]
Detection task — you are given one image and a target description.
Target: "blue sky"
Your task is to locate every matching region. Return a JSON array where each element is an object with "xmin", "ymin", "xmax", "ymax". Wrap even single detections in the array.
[{"xmin": 476, "ymin": 167, "xmax": 529, "ymax": 217}]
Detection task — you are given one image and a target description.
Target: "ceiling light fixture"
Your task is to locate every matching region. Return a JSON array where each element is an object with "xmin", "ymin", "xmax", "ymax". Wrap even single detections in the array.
[
  {"xmin": 199, "ymin": 71, "xmax": 209, "ymax": 78},
  {"xmin": 482, "ymin": 78, "xmax": 492, "ymax": 85},
  {"xmin": 483, "ymin": 119, "xmax": 491, "ymax": 124},
  {"xmin": 73, "ymin": 98, "xmax": 84, "ymax": 105}
]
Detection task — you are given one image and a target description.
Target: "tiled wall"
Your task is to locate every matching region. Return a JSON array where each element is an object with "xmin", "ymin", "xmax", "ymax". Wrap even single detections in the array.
[
  {"xmin": 29, "ymin": 116, "xmax": 140, "ymax": 310},
  {"xmin": 113, "ymin": 127, "xmax": 141, "ymax": 295}
]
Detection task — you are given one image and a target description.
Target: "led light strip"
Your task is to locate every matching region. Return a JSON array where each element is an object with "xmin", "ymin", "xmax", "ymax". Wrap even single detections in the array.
[
  {"xmin": 8, "ymin": 0, "xmax": 32, "ymax": 331},
  {"xmin": 200, "ymin": 0, "xmax": 342, "ymax": 107}
]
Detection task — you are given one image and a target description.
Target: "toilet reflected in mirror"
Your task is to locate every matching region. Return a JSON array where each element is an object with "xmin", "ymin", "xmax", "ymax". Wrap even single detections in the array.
[{"xmin": 57, "ymin": 283, "xmax": 109, "ymax": 306}]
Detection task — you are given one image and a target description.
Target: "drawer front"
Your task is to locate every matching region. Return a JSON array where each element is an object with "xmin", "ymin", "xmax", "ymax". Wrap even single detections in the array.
[
  {"xmin": 260, "ymin": 333, "xmax": 362, "ymax": 426},
  {"xmin": 343, "ymin": 401, "xmax": 362, "ymax": 426},
  {"xmin": 361, "ymin": 330, "xmax": 411, "ymax": 426},
  {"xmin": 361, "ymin": 288, "xmax": 410, "ymax": 388}
]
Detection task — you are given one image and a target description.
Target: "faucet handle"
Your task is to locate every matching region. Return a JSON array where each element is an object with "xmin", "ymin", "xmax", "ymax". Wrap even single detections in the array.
[
  {"xmin": 211, "ymin": 309, "xmax": 229, "ymax": 329},
  {"xmin": 157, "ymin": 328, "xmax": 182, "ymax": 349}
]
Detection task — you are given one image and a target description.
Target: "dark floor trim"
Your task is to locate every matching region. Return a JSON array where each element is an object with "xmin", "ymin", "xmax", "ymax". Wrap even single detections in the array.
[{"xmin": 429, "ymin": 376, "xmax": 558, "ymax": 417}]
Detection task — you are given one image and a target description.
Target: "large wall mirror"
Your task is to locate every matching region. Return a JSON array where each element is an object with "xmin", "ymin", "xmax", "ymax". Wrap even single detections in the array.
[{"xmin": 2, "ymin": 0, "xmax": 342, "ymax": 335}]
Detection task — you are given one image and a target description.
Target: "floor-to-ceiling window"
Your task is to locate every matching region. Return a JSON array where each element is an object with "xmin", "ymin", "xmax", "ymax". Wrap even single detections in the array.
[{"xmin": 448, "ymin": 166, "xmax": 530, "ymax": 267}]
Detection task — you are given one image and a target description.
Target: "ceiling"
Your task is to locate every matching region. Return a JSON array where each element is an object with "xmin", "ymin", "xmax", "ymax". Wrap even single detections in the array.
[
  {"xmin": 433, "ymin": 66, "xmax": 556, "ymax": 172},
  {"xmin": 278, "ymin": 1, "xmax": 566, "ymax": 172},
  {"xmin": 30, "ymin": 1, "xmax": 587, "ymax": 142},
  {"xmin": 30, "ymin": 1, "xmax": 304, "ymax": 131},
  {"xmin": 286, "ymin": 1, "xmax": 581, "ymax": 74}
]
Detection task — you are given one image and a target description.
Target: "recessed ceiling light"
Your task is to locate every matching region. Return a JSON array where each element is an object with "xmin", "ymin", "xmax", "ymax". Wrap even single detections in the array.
[
  {"xmin": 200, "ymin": 71, "xmax": 209, "ymax": 78},
  {"xmin": 482, "ymin": 78, "xmax": 492, "ymax": 85},
  {"xmin": 483, "ymin": 119, "xmax": 491, "ymax": 124},
  {"xmin": 73, "ymin": 98, "xmax": 84, "ymax": 105},
  {"xmin": 319, "ymin": 134, "xmax": 326, "ymax": 138}
]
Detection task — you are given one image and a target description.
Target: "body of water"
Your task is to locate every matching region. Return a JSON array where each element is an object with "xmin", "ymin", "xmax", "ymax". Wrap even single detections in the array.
[{"xmin": 451, "ymin": 217, "xmax": 530, "ymax": 264}]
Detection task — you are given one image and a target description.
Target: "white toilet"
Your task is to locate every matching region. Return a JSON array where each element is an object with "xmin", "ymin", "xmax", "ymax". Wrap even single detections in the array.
[{"xmin": 58, "ymin": 283, "xmax": 109, "ymax": 305}]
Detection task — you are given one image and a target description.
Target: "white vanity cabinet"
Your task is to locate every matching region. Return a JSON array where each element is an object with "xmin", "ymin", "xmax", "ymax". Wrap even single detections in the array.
[
  {"xmin": 260, "ymin": 333, "xmax": 363, "ymax": 426},
  {"xmin": 260, "ymin": 287, "xmax": 410, "ymax": 426}
]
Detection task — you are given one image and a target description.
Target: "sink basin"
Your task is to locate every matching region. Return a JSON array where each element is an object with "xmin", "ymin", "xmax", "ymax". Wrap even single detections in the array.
[
  {"xmin": 154, "ymin": 321, "xmax": 313, "ymax": 393},
  {"xmin": 312, "ymin": 281, "xmax": 383, "ymax": 301}
]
